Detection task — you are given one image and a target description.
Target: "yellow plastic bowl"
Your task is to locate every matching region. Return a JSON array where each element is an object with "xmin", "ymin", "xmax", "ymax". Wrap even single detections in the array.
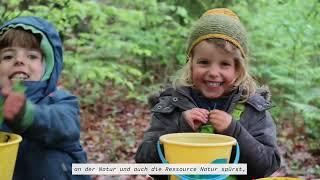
[
  {"xmin": 0, "ymin": 131, "xmax": 22, "ymax": 180},
  {"xmin": 160, "ymin": 133, "xmax": 237, "ymax": 180},
  {"xmin": 160, "ymin": 133, "xmax": 237, "ymax": 164}
]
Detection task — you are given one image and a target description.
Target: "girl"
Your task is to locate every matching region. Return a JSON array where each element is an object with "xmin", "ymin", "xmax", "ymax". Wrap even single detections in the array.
[{"xmin": 135, "ymin": 8, "xmax": 280, "ymax": 179}]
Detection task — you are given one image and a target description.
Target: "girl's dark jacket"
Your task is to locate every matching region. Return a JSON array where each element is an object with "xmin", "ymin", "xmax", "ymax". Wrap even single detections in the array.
[
  {"xmin": 135, "ymin": 86, "xmax": 281, "ymax": 179},
  {"xmin": 0, "ymin": 17, "xmax": 90, "ymax": 180}
]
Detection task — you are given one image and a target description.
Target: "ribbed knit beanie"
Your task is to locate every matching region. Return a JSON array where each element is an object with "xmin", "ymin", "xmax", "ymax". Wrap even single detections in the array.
[{"xmin": 187, "ymin": 8, "xmax": 248, "ymax": 58}]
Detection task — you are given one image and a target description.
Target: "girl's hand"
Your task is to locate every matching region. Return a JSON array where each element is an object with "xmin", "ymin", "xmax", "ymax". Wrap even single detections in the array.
[
  {"xmin": 208, "ymin": 109, "xmax": 232, "ymax": 133},
  {"xmin": 183, "ymin": 108, "xmax": 209, "ymax": 131}
]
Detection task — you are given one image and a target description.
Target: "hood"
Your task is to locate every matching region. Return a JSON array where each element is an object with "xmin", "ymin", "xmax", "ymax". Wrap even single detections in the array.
[{"xmin": 0, "ymin": 16, "xmax": 63, "ymax": 102}]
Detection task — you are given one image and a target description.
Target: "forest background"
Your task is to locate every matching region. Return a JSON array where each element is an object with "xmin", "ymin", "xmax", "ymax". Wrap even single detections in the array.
[{"xmin": 1, "ymin": 0, "xmax": 319, "ymax": 179}]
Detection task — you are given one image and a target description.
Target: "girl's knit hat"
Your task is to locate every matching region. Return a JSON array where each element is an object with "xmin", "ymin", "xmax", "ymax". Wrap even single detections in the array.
[{"xmin": 186, "ymin": 8, "xmax": 248, "ymax": 59}]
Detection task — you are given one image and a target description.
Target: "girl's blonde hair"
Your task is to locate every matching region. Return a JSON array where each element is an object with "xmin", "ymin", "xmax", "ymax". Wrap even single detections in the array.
[{"xmin": 173, "ymin": 38, "xmax": 256, "ymax": 102}]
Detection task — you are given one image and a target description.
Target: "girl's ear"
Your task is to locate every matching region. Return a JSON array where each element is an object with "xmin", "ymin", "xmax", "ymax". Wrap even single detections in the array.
[
  {"xmin": 232, "ymin": 61, "xmax": 242, "ymax": 86},
  {"xmin": 235, "ymin": 57, "xmax": 243, "ymax": 74}
]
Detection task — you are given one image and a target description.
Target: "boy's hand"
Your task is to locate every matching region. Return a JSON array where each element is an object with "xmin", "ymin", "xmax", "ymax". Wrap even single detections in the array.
[
  {"xmin": 1, "ymin": 77, "xmax": 26, "ymax": 122},
  {"xmin": 183, "ymin": 108, "xmax": 209, "ymax": 131},
  {"xmin": 3, "ymin": 91, "xmax": 26, "ymax": 122},
  {"xmin": 208, "ymin": 109, "xmax": 232, "ymax": 133},
  {"xmin": 0, "ymin": 76, "xmax": 11, "ymax": 97}
]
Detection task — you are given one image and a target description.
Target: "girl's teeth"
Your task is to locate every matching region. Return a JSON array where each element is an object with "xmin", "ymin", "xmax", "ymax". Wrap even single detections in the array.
[{"xmin": 207, "ymin": 82, "xmax": 222, "ymax": 87}]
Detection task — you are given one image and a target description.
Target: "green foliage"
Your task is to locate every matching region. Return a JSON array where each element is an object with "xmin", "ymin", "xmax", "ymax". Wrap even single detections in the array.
[
  {"xmin": 1, "ymin": 0, "xmax": 319, "ymax": 152},
  {"xmin": 232, "ymin": 0, "xmax": 320, "ymax": 139},
  {"xmin": 0, "ymin": 0, "xmax": 191, "ymax": 103},
  {"xmin": 1, "ymin": 0, "xmax": 320, "ymax": 176}
]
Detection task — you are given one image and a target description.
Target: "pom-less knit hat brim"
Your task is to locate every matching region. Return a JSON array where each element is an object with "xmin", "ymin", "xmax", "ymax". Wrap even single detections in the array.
[{"xmin": 187, "ymin": 8, "xmax": 248, "ymax": 59}]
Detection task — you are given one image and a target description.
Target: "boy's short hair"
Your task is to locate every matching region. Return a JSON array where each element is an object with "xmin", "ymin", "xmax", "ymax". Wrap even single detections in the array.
[{"xmin": 0, "ymin": 27, "xmax": 42, "ymax": 51}]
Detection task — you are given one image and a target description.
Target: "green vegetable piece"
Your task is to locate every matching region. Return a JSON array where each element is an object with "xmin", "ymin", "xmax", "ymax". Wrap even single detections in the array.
[
  {"xmin": 200, "ymin": 124, "xmax": 214, "ymax": 133},
  {"xmin": 12, "ymin": 81, "xmax": 26, "ymax": 93}
]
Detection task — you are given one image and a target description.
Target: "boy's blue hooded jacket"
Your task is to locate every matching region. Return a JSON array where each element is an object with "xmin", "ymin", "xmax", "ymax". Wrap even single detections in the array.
[{"xmin": 0, "ymin": 16, "xmax": 90, "ymax": 180}]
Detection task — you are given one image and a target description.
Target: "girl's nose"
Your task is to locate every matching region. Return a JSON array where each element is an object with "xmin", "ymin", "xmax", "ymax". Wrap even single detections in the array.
[{"xmin": 208, "ymin": 64, "xmax": 219, "ymax": 77}]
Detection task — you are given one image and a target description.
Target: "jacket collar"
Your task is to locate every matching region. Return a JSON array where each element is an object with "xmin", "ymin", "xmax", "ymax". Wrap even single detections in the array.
[
  {"xmin": 171, "ymin": 86, "xmax": 272, "ymax": 112},
  {"xmin": 171, "ymin": 86, "xmax": 197, "ymax": 110},
  {"xmin": 171, "ymin": 86, "xmax": 242, "ymax": 113},
  {"xmin": 247, "ymin": 91, "xmax": 273, "ymax": 111}
]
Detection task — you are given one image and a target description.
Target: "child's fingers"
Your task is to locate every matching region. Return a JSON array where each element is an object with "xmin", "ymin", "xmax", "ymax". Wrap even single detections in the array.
[
  {"xmin": 189, "ymin": 119, "xmax": 203, "ymax": 130},
  {"xmin": 208, "ymin": 110, "xmax": 224, "ymax": 123},
  {"xmin": 208, "ymin": 110, "xmax": 216, "ymax": 119},
  {"xmin": 209, "ymin": 114, "xmax": 223, "ymax": 123},
  {"xmin": 198, "ymin": 108, "xmax": 210, "ymax": 116},
  {"xmin": 186, "ymin": 113, "xmax": 206, "ymax": 130},
  {"xmin": 192, "ymin": 110, "xmax": 208, "ymax": 123},
  {"xmin": 209, "ymin": 109, "xmax": 222, "ymax": 114},
  {"xmin": 209, "ymin": 109, "xmax": 225, "ymax": 117},
  {"xmin": 0, "ymin": 77, "xmax": 12, "ymax": 96},
  {"xmin": 184, "ymin": 108, "xmax": 210, "ymax": 130},
  {"xmin": 208, "ymin": 109, "xmax": 232, "ymax": 132},
  {"xmin": 193, "ymin": 108, "xmax": 209, "ymax": 120},
  {"xmin": 193, "ymin": 120, "xmax": 203, "ymax": 130},
  {"xmin": 3, "ymin": 92, "xmax": 26, "ymax": 121}
]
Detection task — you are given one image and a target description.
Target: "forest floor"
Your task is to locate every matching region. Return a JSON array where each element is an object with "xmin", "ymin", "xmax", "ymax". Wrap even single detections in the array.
[{"xmin": 79, "ymin": 90, "xmax": 320, "ymax": 180}]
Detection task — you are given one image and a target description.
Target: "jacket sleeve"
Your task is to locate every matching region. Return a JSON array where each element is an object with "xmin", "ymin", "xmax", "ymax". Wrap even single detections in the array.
[
  {"xmin": 9, "ymin": 90, "xmax": 81, "ymax": 148},
  {"xmin": 223, "ymin": 110, "xmax": 281, "ymax": 178},
  {"xmin": 135, "ymin": 113, "xmax": 176, "ymax": 163}
]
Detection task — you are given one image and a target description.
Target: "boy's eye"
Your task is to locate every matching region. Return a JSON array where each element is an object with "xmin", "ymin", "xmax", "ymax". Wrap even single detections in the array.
[
  {"xmin": 27, "ymin": 52, "xmax": 41, "ymax": 60},
  {"xmin": 1, "ymin": 50, "xmax": 15, "ymax": 61},
  {"xmin": 1, "ymin": 55, "xmax": 13, "ymax": 61},
  {"xmin": 28, "ymin": 55, "xmax": 38, "ymax": 59}
]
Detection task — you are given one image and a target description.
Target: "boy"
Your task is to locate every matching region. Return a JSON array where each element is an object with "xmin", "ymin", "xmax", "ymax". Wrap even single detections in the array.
[{"xmin": 0, "ymin": 16, "xmax": 90, "ymax": 180}]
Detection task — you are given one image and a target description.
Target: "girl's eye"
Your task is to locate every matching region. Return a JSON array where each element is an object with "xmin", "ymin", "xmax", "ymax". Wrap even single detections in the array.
[
  {"xmin": 197, "ymin": 60, "xmax": 209, "ymax": 65},
  {"xmin": 221, "ymin": 62, "xmax": 231, "ymax": 66}
]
